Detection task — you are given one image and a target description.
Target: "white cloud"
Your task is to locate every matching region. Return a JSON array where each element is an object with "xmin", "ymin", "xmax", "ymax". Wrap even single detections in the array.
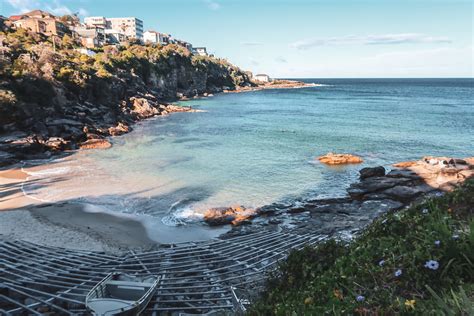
[
  {"xmin": 290, "ymin": 33, "xmax": 452, "ymax": 50},
  {"xmin": 6, "ymin": 0, "xmax": 38, "ymax": 13},
  {"xmin": 6, "ymin": 0, "xmax": 88, "ymax": 16},
  {"xmin": 276, "ymin": 56, "xmax": 287, "ymax": 63},
  {"xmin": 204, "ymin": 0, "xmax": 221, "ymax": 10},
  {"xmin": 361, "ymin": 46, "xmax": 473, "ymax": 76},
  {"xmin": 46, "ymin": 4, "xmax": 72, "ymax": 15},
  {"xmin": 276, "ymin": 46, "xmax": 473, "ymax": 78}
]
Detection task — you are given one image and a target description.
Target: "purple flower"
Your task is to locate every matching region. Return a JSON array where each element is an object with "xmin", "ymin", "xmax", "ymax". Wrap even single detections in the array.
[
  {"xmin": 394, "ymin": 269, "xmax": 402, "ymax": 277},
  {"xmin": 434, "ymin": 240, "xmax": 441, "ymax": 246},
  {"xmin": 356, "ymin": 295, "xmax": 365, "ymax": 302},
  {"xmin": 378, "ymin": 259, "xmax": 385, "ymax": 267},
  {"xmin": 424, "ymin": 260, "xmax": 439, "ymax": 270}
]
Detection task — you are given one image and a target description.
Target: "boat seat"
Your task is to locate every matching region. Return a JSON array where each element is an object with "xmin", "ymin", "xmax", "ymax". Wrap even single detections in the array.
[
  {"xmin": 106, "ymin": 280, "xmax": 152, "ymax": 288},
  {"xmin": 87, "ymin": 298, "xmax": 135, "ymax": 314}
]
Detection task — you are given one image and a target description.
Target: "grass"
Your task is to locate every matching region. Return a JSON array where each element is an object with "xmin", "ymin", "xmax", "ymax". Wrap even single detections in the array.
[{"xmin": 250, "ymin": 179, "xmax": 474, "ymax": 315}]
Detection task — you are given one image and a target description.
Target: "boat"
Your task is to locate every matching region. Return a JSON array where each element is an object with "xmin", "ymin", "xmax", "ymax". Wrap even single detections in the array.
[{"xmin": 86, "ymin": 272, "xmax": 160, "ymax": 316}]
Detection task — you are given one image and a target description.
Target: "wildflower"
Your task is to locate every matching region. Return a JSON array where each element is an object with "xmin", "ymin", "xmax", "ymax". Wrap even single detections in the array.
[
  {"xmin": 434, "ymin": 240, "xmax": 440, "ymax": 246},
  {"xmin": 452, "ymin": 234, "xmax": 459, "ymax": 240},
  {"xmin": 378, "ymin": 259, "xmax": 385, "ymax": 267},
  {"xmin": 424, "ymin": 260, "xmax": 439, "ymax": 270},
  {"xmin": 356, "ymin": 295, "xmax": 365, "ymax": 302},
  {"xmin": 304, "ymin": 297, "xmax": 313, "ymax": 305},
  {"xmin": 394, "ymin": 269, "xmax": 402, "ymax": 277},
  {"xmin": 405, "ymin": 299, "xmax": 416, "ymax": 309},
  {"xmin": 422, "ymin": 208, "xmax": 429, "ymax": 214}
]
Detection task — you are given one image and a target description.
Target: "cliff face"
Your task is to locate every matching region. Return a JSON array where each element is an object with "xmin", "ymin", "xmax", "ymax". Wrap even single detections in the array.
[{"xmin": 0, "ymin": 27, "xmax": 254, "ymax": 165}]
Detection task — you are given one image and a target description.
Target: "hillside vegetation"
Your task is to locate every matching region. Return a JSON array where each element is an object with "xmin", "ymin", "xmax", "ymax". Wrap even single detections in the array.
[
  {"xmin": 251, "ymin": 179, "xmax": 474, "ymax": 315},
  {"xmin": 0, "ymin": 26, "xmax": 253, "ymax": 164}
]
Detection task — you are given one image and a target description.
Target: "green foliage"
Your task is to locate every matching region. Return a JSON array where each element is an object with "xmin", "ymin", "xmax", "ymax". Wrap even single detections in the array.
[
  {"xmin": 0, "ymin": 23, "xmax": 252, "ymax": 116},
  {"xmin": 251, "ymin": 179, "xmax": 474, "ymax": 315}
]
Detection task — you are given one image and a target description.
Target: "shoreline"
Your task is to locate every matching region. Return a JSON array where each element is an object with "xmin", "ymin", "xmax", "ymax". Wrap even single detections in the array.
[
  {"xmin": 0, "ymin": 80, "xmax": 312, "ymax": 171},
  {"xmin": 1, "ymin": 155, "xmax": 472, "ymax": 253}
]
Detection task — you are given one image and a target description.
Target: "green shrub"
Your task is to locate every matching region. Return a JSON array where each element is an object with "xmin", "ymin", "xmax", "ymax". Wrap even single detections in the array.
[{"xmin": 251, "ymin": 179, "xmax": 474, "ymax": 315}]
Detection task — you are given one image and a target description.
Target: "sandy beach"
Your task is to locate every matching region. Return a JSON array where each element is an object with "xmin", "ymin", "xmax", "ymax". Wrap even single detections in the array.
[
  {"xmin": 0, "ymin": 167, "xmax": 155, "ymax": 253},
  {"xmin": 0, "ymin": 164, "xmax": 231, "ymax": 252}
]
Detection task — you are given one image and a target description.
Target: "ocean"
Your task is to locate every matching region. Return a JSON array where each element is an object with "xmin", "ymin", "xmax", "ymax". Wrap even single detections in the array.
[{"xmin": 22, "ymin": 78, "xmax": 474, "ymax": 242}]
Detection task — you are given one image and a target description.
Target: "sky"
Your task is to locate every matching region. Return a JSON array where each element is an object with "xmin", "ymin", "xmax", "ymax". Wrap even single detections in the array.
[{"xmin": 1, "ymin": 0, "xmax": 473, "ymax": 78}]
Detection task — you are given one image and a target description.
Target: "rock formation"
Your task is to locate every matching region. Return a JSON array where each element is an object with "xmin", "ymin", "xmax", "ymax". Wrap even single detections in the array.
[
  {"xmin": 318, "ymin": 153, "xmax": 363, "ymax": 165},
  {"xmin": 210, "ymin": 157, "xmax": 473, "ymax": 238},
  {"xmin": 0, "ymin": 26, "xmax": 255, "ymax": 166}
]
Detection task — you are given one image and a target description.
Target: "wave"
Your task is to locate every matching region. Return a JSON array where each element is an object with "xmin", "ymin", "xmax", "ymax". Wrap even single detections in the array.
[
  {"xmin": 22, "ymin": 166, "xmax": 72, "ymax": 177},
  {"xmin": 161, "ymin": 199, "xmax": 205, "ymax": 226}
]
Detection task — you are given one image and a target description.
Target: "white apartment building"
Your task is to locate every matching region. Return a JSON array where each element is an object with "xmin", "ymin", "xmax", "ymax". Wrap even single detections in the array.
[
  {"xmin": 143, "ymin": 30, "xmax": 171, "ymax": 45},
  {"xmin": 84, "ymin": 16, "xmax": 143, "ymax": 41},
  {"xmin": 84, "ymin": 16, "xmax": 107, "ymax": 28},
  {"xmin": 107, "ymin": 17, "xmax": 143, "ymax": 40}
]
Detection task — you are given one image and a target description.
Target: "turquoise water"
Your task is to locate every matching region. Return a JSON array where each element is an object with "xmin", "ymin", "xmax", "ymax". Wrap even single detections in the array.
[
  {"xmin": 27, "ymin": 79, "xmax": 474, "ymax": 232},
  {"xmin": 88, "ymin": 78, "xmax": 473, "ymax": 222}
]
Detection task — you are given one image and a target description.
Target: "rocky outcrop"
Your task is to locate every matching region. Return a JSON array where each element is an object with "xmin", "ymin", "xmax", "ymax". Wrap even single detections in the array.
[
  {"xmin": 79, "ymin": 138, "xmax": 112, "ymax": 150},
  {"xmin": 218, "ymin": 157, "xmax": 473, "ymax": 241},
  {"xmin": 0, "ymin": 28, "xmax": 255, "ymax": 167},
  {"xmin": 318, "ymin": 153, "xmax": 363, "ymax": 165},
  {"xmin": 359, "ymin": 166, "xmax": 385, "ymax": 179},
  {"xmin": 204, "ymin": 206, "xmax": 256, "ymax": 226}
]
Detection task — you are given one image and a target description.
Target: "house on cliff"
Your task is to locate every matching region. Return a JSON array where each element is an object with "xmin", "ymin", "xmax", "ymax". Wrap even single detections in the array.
[
  {"xmin": 144, "ymin": 30, "xmax": 172, "ymax": 45},
  {"xmin": 192, "ymin": 47, "xmax": 208, "ymax": 56},
  {"xmin": 72, "ymin": 24, "xmax": 106, "ymax": 48},
  {"xmin": 254, "ymin": 74, "xmax": 271, "ymax": 83},
  {"xmin": 9, "ymin": 10, "xmax": 69, "ymax": 37}
]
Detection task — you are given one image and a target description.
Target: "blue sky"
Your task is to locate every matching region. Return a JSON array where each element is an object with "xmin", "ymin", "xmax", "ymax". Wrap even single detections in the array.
[{"xmin": 2, "ymin": 0, "xmax": 473, "ymax": 78}]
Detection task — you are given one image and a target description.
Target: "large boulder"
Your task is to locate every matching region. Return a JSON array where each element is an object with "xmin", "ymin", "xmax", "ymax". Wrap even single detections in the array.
[
  {"xmin": 204, "ymin": 205, "xmax": 256, "ymax": 226},
  {"xmin": 130, "ymin": 97, "xmax": 159, "ymax": 119},
  {"xmin": 381, "ymin": 185, "xmax": 433, "ymax": 203},
  {"xmin": 45, "ymin": 137, "xmax": 69, "ymax": 151},
  {"xmin": 108, "ymin": 122, "xmax": 130, "ymax": 136},
  {"xmin": 79, "ymin": 138, "xmax": 112, "ymax": 150},
  {"xmin": 318, "ymin": 153, "xmax": 363, "ymax": 165},
  {"xmin": 348, "ymin": 176, "xmax": 412, "ymax": 199},
  {"xmin": 359, "ymin": 166, "xmax": 385, "ymax": 179}
]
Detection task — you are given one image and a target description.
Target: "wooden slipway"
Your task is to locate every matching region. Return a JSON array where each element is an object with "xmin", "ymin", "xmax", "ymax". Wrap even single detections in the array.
[{"xmin": 0, "ymin": 230, "xmax": 324, "ymax": 315}]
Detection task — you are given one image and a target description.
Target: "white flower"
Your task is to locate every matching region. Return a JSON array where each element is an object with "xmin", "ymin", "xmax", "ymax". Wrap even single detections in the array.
[
  {"xmin": 452, "ymin": 234, "xmax": 459, "ymax": 240},
  {"xmin": 434, "ymin": 240, "xmax": 440, "ymax": 246},
  {"xmin": 424, "ymin": 260, "xmax": 439, "ymax": 270},
  {"xmin": 378, "ymin": 259, "xmax": 385, "ymax": 267},
  {"xmin": 395, "ymin": 269, "xmax": 402, "ymax": 277},
  {"xmin": 422, "ymin": 208, "xmax": 429, "ymax": 214}
]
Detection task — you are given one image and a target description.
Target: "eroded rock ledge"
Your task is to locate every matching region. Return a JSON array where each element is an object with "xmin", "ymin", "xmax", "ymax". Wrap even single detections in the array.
[
  {"xmin": 0, "ymin": 95, "xmax": 198, "ymax": 165},
  {"xmin": 208, "ymin": 156, "xmax": 473, "ymax": 239}
]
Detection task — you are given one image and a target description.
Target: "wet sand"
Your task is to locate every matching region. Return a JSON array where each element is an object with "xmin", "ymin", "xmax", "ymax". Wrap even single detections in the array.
[
  {"xmin": 0, "ymin": 166, "xmax": 230, "ymax": 252},
  {"xmin": 0, "ymin": 167, "xmax": 152, "ymax": 252}
]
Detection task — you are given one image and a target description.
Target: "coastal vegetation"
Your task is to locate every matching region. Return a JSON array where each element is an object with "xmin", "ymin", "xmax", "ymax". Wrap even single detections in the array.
[
  {"xmin": 250, "ymin": 179, "xmax": 474, "ymax": 315},
  {"xmin": 0, "ymin": 24, "xmax": 253, "ymax": 165}
]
